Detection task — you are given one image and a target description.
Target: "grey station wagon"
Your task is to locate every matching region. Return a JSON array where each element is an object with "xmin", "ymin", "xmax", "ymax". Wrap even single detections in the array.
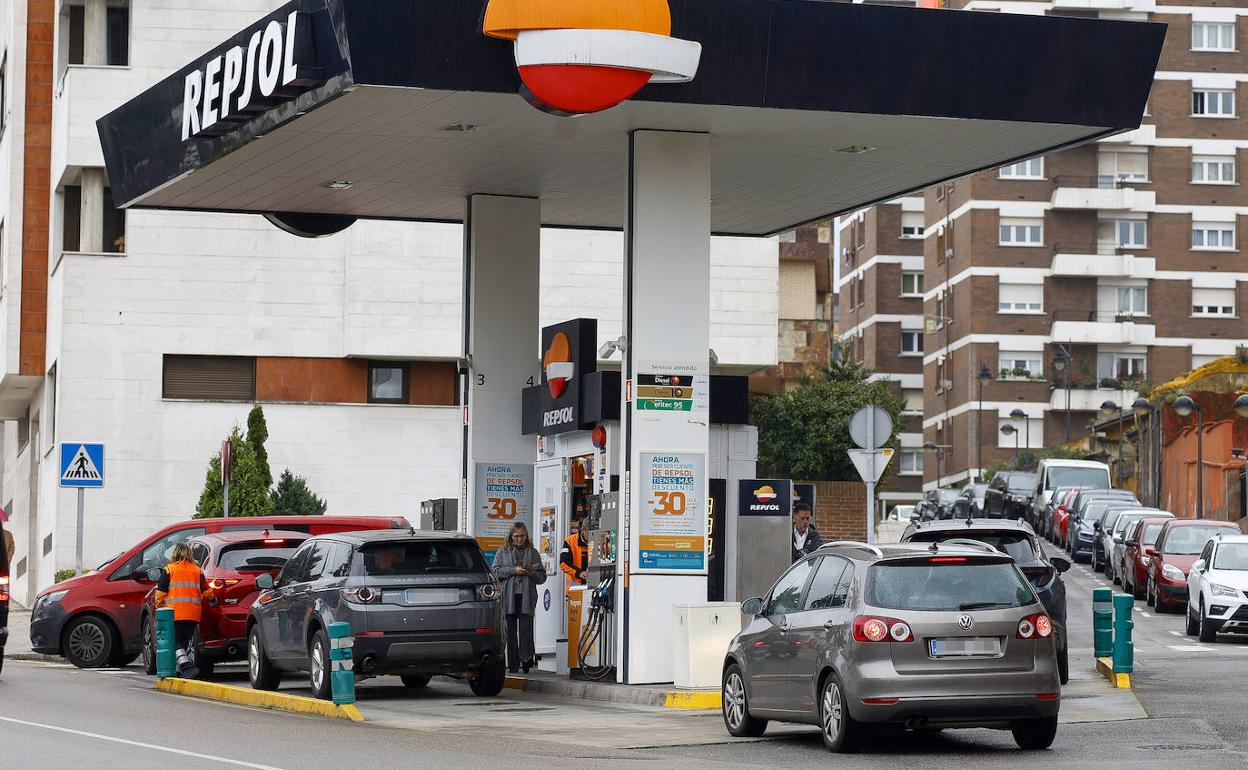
[
  {"xmin": 247, "ymin": 530, "xmax": 505, "ymax": 699},
  {"xmin": 722, "ymin": 541, "xmax": 1060, "ymax": 752}
]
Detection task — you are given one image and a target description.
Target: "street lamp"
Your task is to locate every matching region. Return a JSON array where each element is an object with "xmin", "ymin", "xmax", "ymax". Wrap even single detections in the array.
[
  {"xmin": 1173, "ymin": 395, "xmax": 1203, "ymax": 520},
  {"xmin": 1001, "ymin": 424, "xmax": 1019, "ymax": 467},
  {"xmin": 978, "ymin": 363, "xmax": 992, "ymax": 481},
  {"xmin": 1133, "ymin": 398, "xmax": 1156, "ymax": 507},
  {"xmin": 1053, "ymin": 346, "xmax": 1073, "ymax": 442},
  {"xmin": 1235, "ymin": 393, "xmax": 1248, "ymax": 419},
  {"xmin": 1100, "ymin": 400, "xmax": 1125, "ymax": 489},
  {"xmin": 923, "ymin": 441, "xmax": 950, "ymax": 488},
  {"xmin": 1010, "ymin": 407, "xmax": 1029, "ymax": 460}
]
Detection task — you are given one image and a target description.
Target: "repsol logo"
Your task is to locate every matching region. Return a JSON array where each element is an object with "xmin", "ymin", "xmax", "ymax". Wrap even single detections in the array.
[
  {"xmin": 543, "ymin": 407, "xmax": 574, "ymax": 427},
  {"xmin": 181, "ymin": 10, "xmax": 315, "ymax": 141},
  {"xmin": 749, "ymin": 504, "xmax": 780, "ymax": 512}
]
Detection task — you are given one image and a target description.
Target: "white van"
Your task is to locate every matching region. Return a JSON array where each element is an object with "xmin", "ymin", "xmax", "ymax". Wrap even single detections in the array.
[{"xmin": 1032, "ymin": 459, "xmax": 1112, "ymax": 521}]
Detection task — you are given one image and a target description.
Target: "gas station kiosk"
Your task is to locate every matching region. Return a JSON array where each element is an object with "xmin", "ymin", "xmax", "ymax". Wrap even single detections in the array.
[{"xmin": 97, "ymin": 0, "xmax": 1162, "ymax": 684}]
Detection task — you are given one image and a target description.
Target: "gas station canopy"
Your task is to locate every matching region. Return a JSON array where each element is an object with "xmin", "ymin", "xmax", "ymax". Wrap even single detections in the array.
[{"xmin": 97, "ymin": 0, "xmax": 1164, "ymax": 236}]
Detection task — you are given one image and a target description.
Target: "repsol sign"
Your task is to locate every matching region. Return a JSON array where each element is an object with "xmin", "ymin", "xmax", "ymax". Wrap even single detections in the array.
[
  {"xmin": 181, "ymin": 10, "xmax": 320, "ymax": 141},
  {"xmin": 543, "ymin": 407, "xmax": 575, "ymax": 428}
]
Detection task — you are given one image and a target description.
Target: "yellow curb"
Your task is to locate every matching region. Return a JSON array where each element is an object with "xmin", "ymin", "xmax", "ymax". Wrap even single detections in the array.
[
  {"xmin": 1095, "ymin": 656, "xmax": 1132, "ymax": 689},
  {"xmin": 155, "ymin": 677, "xmax": 365, "ymax": 721},
  {"xmin": 663, "ymin": 690, "xmax": 721, "ymax": 709},
  {"xmin": 503, "ymin": 675, "xmax": 527, "ymax": 691}
]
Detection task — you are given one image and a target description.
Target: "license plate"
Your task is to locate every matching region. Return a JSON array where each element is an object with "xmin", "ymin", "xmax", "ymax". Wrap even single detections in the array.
[
  {"xmin": 400, "ymin": 588, "xmax": 461, "ymax": 605},
  {"xmin": 929, "ymin": 637, "xmax": 1002, "ymax": 658}
]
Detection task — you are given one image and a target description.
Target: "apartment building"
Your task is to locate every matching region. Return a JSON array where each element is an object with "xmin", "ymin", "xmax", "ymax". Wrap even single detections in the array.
[
  {"xmin": 835, "ymin": 199, "xmax": 927, "ymax": 505},
  {"xmin": 0, "ymin": 0, "xmax": 778, "ymax": 602},
  {"xmin": 916, "ymin": 0, "xmax": 1248, "ymax": 487},
  {"xmin": 754, "ymin": 223, "xmax": 836, "ymax": 394}
]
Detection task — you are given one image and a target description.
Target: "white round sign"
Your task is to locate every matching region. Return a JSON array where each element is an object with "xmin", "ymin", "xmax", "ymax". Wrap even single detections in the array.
[{"xmin": 849, "ymin": 406, "xmax": 893, "ymax": 450}]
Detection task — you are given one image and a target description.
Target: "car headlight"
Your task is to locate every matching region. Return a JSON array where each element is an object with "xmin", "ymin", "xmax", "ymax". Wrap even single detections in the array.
[
  {"xmin": 1161, "ymin": 564, "xmax": 1186, "ymax": 582},
  {"xmin": 35, "ymin": 589, "xmax": 68, "ymax": 612},
  {"xmin": 1140, "ymin": 556, "xmax": 1151, "ymax": 566},
  {"xmin": 1210, "ymin": 583, "xmax": 1240, "ymax": 598}
]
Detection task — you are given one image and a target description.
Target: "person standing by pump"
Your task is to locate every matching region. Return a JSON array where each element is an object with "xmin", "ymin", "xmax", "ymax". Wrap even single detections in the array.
[
  {"xmin": 491, "ymin": 523, "xmax": 546, "ymax": 674},
  {"xmin": 792, "ymin": 501, "xmax": 822, "ymax": 562},
  {"xmin": 155, "ymin": 542, "xmax": 214, "ymax": 678},
  {"xmin": 560, "ymin": 512, "xmax": 589, "ymax": 590}
]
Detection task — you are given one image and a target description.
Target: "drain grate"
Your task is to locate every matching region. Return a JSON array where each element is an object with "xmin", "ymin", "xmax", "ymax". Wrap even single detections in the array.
[
  {"xmin": 488, "ymin": 707, "xmax": 558, "ymax": 713},
  {"xmin": 1061, "ymin": 693, "xmax": 1096, "ymax": 700},
  {"xmin": 1137, "ymin": 745, "xmax": 1223, "ymax": 752}
]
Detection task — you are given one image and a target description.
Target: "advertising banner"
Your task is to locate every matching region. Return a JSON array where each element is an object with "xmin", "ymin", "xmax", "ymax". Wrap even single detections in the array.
[
  {"xmin": 637, "ymin": 452, "xmax": 706, "ymax": 572},
  {"xmin": 738, "ymin": 479, "xmax": 793, "ymax": 517},
  {"xmin": 473, "ymin": 463, "xmax": 534, "ymax": 562}
]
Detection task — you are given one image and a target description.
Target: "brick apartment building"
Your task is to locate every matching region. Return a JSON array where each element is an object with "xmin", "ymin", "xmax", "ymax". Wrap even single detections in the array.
[
  {"xmin": 839, "ymin": 0, "xmax": 1248, "ymax": 492},
  {"xmin": 754, "ymin": 223, "xmax": 837, "ymax": 394}
]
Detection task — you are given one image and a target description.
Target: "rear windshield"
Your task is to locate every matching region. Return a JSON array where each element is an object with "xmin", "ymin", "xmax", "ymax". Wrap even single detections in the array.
[
  {"xmin": 937, "ymin": 490, "xmax": 959, "ymax": 502},
  {"xmin": 1140, "ymin": 524, "xmax": 1164, "ymax": 546},
  {"xmin": 867, "ymin": 561, "xmax": 1036, "ymax": 612},
  {"xmin": 1214, "ymin": 544, "xmax": 1248, "ymax": 570},
  {"xmin": 1114, "ymin": 515, "xmax": 1150, "ymax": 536},
  {"xmin": 358, "ymin": 541, "xmax": 487, "ymax": 577},
  {"xmin": 218, "ymin": 544, "xmax": 299, "ymax": 572},
  {"xmin": 1162, "ymin": 526, "xmax": 1235, "ymax": 555},
  {"xmin": 1007, "ymin": 475, "xmax": 1036, "ymax": 491},
  {"xmin": 906, "ymin": 532, "xmax": 1037, "ymax": 563},
  {"xmin": 1046, "ymin": 467, "xmax": 1109, "ymax": 490}
]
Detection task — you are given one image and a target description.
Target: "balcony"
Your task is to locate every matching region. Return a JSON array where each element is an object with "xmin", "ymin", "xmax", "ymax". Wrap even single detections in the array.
[
  {"xmin": 51, "ymin": 65, "xmax": 150, "ymax": 183},
  {"xmin": 1049, "ymin": 386, "xmax": 1140, "ymax": 413},
  {"xmin": 1050, "ymin": 248, "xmax": 1155, "ymax": 279},
  {"xmin": 1051, "ymin": 0, "xmax": 1133, "ymax": 9},
  {"xmin": 1050, "ymin": 310, "xmax": 1156, "ymax": 346},
  {"xmin": 1050, "ymin": 176, "xmax": 1155, "ymax": 211}
]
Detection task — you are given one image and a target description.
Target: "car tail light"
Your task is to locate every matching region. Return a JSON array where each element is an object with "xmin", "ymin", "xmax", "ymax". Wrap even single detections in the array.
[
  {"xmin": 341, "ymin": 586, "xmax": 380, "ymax": 604},
  {"xmin": 477, "ymin": 583, "xmax": 500, "ymax": 601},
  {"xmin": 928, "ymin": 557, "xmax": 967, "ymax": 564},
  {"xmin": 853, "ymin": 616, "xmax": 913, "ymax": 642},
  {"xmin": 1021, "ymin": 566, "xmax": 1054, "ymax": 587},
  {"xmin": 1017, "ymin": 613, "xmax": 1053, "ymax": 639},
  {"xmin": 0, "ymin": 575, "xmax": 8, "ymax": 603},
  {"xmin": 207, "ymin": 578, "xmax": 241, "ymax": 590},
  {"xmin": 263, "ymin": 539, "xmax": 286, "ymax": 545}
]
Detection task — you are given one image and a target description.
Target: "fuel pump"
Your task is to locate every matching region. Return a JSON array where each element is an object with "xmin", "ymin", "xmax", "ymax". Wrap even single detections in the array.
[{"xmin": 575, "ymin": 492, "xmax": 618, "ymax": 680}]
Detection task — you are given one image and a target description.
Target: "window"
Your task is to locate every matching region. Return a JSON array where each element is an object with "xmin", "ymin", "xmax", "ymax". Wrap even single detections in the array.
[
  {"xmin": 764, "ymin": 559, "xmax": 815, "ymax": 616},
  {"xmin": 1192, "ymin": 222, "xmax": 1236, "ymax": 251},
  {"xmin": 1097, "ymin": 353, "xmax": 1146, "ymax": 382},
  {"xmin": 162, "ymin": 355, "xmax": 256, "ymax": 400},
  {"xmin": 369, "ymin": 362, "xmax": 409, "ymax": 404},
  {"xmin": 900, "ymin": 271, "xmax": 924, "ymax": 296},
  {"xmin": 900, "ymin": 212, "xmax": 924, "ymax": 239},
  {"xmin": 110, "ymin": 527, "xmax": 207, "ymax": 581},
  {"xmin": 998, "ymin": 158, "xmax": 1044, "ymax": 179},
  {"xmin": 65, "ymin": 2, "xmax": 130, "ymax": 67},
  {"xmin": 1192, "ymin": 287, "xmax": 1236, "ymax": 316},
  {"xmin": 803, "ymin": 557, "xmax": 852, "ymax": 610},
  {"xmin": 999, "ymin": 352, "xmax": 1042, "ymax": 379},
  {"xmin": 1097, "ymin": 151, "xmax": 1148, "ymax": 186},
  {"xmin": 1192, "ymin": 155, "xmax": 1236, "ymax": 185},
  {"xmin": 998, "ymin": 283, "xmax": 1043, "ymax": 313},
  {"xmin": 899, "ymin": 451, "xmax": 923, "ymax": 475},
  {"xmin": 61, "ymin": 183, "xmax": 126, "ymax": 253},
  {"xmin": 998, "ymin": 217, "xmax": 1043, "ymax": 246},
  {"xmin": 1116, "ymin": 286, "xmax": 1148, "ymax": 316},
  {"xmin": 1192, "ymin": 22, "xmax": 1236, "ymax": 52},
  {"xmin": 1099, "ymin": 218, "xmax": 1147, "ymax": 249},
  {"xmin": 46, "ymin": 364, "xmax": 57, "ymax": 449},
  {"xmin": 867, "ymin": 562, "xmax": 1035, "ymax": 612},
  {"xmin": 1193, "ymin": 88, "xmax": 1236, "ymax": 117},
  {"xmin": 857, "ymin": 277, "xmax": 865, "ymax": 307},
  {"xmin": 900, "ymin": 331, "xmax": 923, "ymax": 355}
]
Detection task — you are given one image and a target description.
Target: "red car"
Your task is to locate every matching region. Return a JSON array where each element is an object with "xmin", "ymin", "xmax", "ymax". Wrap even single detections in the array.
[
  {"xmin": 139, "ymin": 530, "xmax": 307, "ymax": 676},
  {"xmin": 30, "ymin": 515, "xmax": 408, "ymax": 667},
  {"xmin": 1148, "ymin": 519, "xmax": 1240, "ymax": 612},
  {"xmin": 1122, "ymin": 517, "xmax": 1170, "ymax": 599},
  {"xmin": 1050, "ymin": 488, "xmax": 1083, "ymax": 546}
]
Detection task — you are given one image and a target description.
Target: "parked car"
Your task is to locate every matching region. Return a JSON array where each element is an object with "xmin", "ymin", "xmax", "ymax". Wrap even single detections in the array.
[
  {"xmin": 1067, "ymin": 489, "xmax": 1137, "ymax": 539},
  {"xmin": 1106, "ymin": 510, "xmax": 1172, "ymax": 585},
  {"xmin": 29, "ymin": 515, "xmax": 408, "ymax": 668},
  {"xmin": 0, "ymin": 517, "xmax": 9, "ymax": 676},
  {"xmin": 952, "ymin": 484, "xmax": 989, "ymax": 519},
  {"xmin": 1092, "ymin": 502, "xmax": 1149, "ymax": 573},
  {"xmin": 1069, "ymin": 494, "xmax": 1138, "ymax": 563},
  {"xmin": 1148, "ymin": 519, "xmax": 1241, "ymax": 613},
  {"xmin": 1046, "ymin": 487, "xmax": 1084, "ymax": 545},
  {"xmin": 1032, "ymin": 460, "xmax": 1111, "ymax": 531},
  {"xmin": 247, "ymin": 530, "xmax": 505, "ymax": 700},
  {"xmin": 984, "ymin": 472, "xmax": 1036, "ymax": 520},
  {"xmin": 721, "ymin": 541, "xmax": 1060, "ymax": 752},
  {"xmin": 902, "ymin": 518, "xmax": 1071, "ymax": 684},
  {"xmin": 1186, "ymin": 534, "xmax": 1248, "ymax": 642},
  {"xmin": 1122, "ymin": 517, "xmax": 1171, "ymax": 599},
  {"xmin": 891, "ymin": 505, "xmax": 916, "ymax": 522},
  {"xmin": 139, "ymin": 530, "xmax": 309, "ymax": 677},
  {"xmin": 929, "ymin": 488, "xmax": 962, "ymax": 520}
]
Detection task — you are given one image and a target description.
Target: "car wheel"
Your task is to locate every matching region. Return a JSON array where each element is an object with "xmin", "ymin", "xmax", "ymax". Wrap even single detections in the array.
[
  {"xmin": 0, "ymin": 648, "xmax": 4, "ymax": 676},
  {"xmin": 401, "ymin": 674, "xmax": 431, "ymax": 689},
  {"xmin": 469, "ymin": 659, "xmax": 506, "ymax": 697},
  {"xmin": 722, "ymin": 663, "xmax": 767, "ymax": 737},
  {"xmin": 247, "ymin": 625, "xmax": 282, "ymax": 691},
  {"xmin": 63, "ymin": 615, "xmax": 116, "ymax": 669},
  {"xmin": 1186, "ymin": 602, "xmax": 1199, "ymax": 636},
  {"xmin": 819, "ymin": 672, "xmax": 858, "ymax": 753},
  {"xmin": 141, "ymin": 615, "xmax": 157, "ymax": 676},
  {"xmin": 308, "ymin": 629, "xmax": 333, "ymax": 700},
  {"xmin": 1012, "ymin": 716, "xmax": 1058, "ymax": 750},
  {"xmin": 1198, "ymin": 601, "xmax": 1220, "ymax": 644},
  {"xmin": 1058, "ymin": 641, "xmax": 1069, "ymax": 686}
]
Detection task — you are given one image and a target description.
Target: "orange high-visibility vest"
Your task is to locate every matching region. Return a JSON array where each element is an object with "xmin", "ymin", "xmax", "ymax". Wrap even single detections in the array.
[
  {"xmin": 165, "ymin": 560, "xmax": 204, "ymax": 623},
  {"xmin": 560, "ymin": 533, "xmax": 587, "ymax": 587}
]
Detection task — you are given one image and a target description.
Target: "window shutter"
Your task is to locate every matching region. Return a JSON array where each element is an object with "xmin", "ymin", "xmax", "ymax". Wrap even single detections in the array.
[{"xmin": 163, "ymin": 356, "xmax": 256, "ymax": 400}]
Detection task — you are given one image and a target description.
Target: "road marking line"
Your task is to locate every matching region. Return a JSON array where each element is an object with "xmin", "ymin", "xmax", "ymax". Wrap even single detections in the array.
[
  {"xmin": 1139, "ymin": 611, "xmax": 1151, "ymax": 617},
  {"xmin": 1168, "ymin": 644, "xmax": 1214, "ymax": 652},
  {"xmin": 0, "ymin": 716, "xmax": 287, "ymax": 769},
  {"xmin": 1169, "ymin": 630, "xmax": 1182, "ymax": 636}
]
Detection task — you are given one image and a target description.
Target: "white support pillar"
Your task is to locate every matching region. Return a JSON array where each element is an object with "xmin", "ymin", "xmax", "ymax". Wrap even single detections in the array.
[
  {"xmin": 84, "ymin": 0, "xmax": 108, "ymax": 66},
  {"xmin": 79, "ymin": 168, "xmax": 106, "ymax": 253},
  {"xmin": 618, "ymin": 130, "xmax": 711, "ymax": 684},
  {"xmin": 462, "ymin": 196, "xmax": 540, "ymax": 557}
]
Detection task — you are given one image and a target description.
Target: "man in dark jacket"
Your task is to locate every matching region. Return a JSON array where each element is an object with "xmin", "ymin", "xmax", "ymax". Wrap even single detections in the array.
[{"xmin": 792, "ymin": 502, "xmax": 822, "ymax": 562}]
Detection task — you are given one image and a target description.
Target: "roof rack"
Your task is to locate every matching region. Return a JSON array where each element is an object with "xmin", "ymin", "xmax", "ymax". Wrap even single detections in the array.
[
  {"xmin": 936, "ymin": 538, "xmax": 1002, "ymax": 555},
  {"xmin": 819, "ymin": 540, "xmax": 884, "ymax": 558}
]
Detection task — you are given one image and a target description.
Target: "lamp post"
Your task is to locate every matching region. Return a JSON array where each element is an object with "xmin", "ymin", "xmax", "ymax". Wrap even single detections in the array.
[
  {"xmin": 978, "ymin": 363, "xmax": 992, "ymax": 481},
  {"xmin": 1173, "ymin": 395, "xmax": 1203, "ymax": 520},
  {"xmin": 1101, "ymin": 400, "xmax": 1125, "ymax": 489},
  {"xmin": 1133, "ymin": 398, "xmax": 1154, "ymax": 506},
  {"xmin": 1053, "ymin": 346, "xmax": 1073, "ymax": 443},
  {"xmin": 1235, "ymin": 394, "xmax": 1248, "ymax": 419},
  {"xmin": 923, "ymin": 441, "xmax": 950, "ymax": 488},
  {"xmin": 1001, "ymin": 424, "xmax": 1019, "ymax": 468},
  {"xmin": 1010, "ymin": 407, "xmax": 1029, "ymax": 461}
]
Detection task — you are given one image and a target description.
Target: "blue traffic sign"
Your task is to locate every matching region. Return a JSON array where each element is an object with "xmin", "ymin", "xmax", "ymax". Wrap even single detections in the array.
[{"xmin": 61, "ymin": 443, "xmax": 105, "ymax": 488}]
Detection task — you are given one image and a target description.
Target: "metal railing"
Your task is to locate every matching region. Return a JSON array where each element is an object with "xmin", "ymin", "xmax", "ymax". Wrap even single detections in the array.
[{"xmin": 1052, "ymin": 175, "xmax": 1147, "ymax": 190}]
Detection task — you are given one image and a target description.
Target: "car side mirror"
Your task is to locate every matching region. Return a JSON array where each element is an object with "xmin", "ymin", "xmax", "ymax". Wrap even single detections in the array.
[
  {"xmin": 1051, "ymin": 556, "xmax": 1071, "ymax": 573},
  {"xmin": 1093, "ymin": 523, "xmax": 1102, "ymax": 531},
  {"xmin": 143, "ymin": 568, "xmax": 161, "ymax": 583},
  {"xmin": 910, "ymin": 514, "xmax": 920, "ymax": 522},
  {"xmin": 1192, "ymin": 559, "xmax": 1206, "ymax": 573},
  {"xmin": 1113, "ymin": 535, "xmax": 1124, "ymax": 544},
  {"xmin": 1126, "ymin": 540, "xmax": 1138, "ymax": 548},
  {"xmin": 256, "ymin": 573, "xmax": 275, "ymax": 590},
  {"xmin": 741, "ymin": 597, "xmax": 763, "ymax": 616}
]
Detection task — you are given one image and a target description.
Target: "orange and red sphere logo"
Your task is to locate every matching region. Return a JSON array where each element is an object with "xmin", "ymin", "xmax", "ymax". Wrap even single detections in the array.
[
  {"xmin": 544, "ymin": 331, "xmax": 575, "ymax": 399},
  {"xmin": 483, "ymin": 0, "xmax": 702, "ymax": 115},
  {"xmin": 753, "ymin": 485, "xmax": 778, "ymax": 503}
]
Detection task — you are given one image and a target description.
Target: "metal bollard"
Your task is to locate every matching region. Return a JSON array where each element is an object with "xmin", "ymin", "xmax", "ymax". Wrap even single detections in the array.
[
  {"xmin": 156, "ymin": 607, "xmax": 176, "ymax": 678},
  {"xmin": 328, "ymin": 622, "xmax": 355, "ymax": 705},
  {"xmin": 1112, "ymin": 593, "xmax": 1134, "ymax": 674},
  {"xmin": 1092, "ymin": 587, "xmax": 1113, "ymax": 659}
]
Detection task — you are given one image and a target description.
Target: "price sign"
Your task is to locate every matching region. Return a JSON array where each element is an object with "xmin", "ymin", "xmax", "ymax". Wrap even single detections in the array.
[
  {"xmin": 473, "ymin": 463, "xmax": 533, "ymax": 562},
  {"xmin": 637, "ymin": 452, "xmax": 706, "ymax": 573}
]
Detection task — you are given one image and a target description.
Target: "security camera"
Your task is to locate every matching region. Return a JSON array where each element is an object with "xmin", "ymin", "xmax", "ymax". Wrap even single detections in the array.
[{"xmin": 598, "ymin": 337, "xmax": 627, "ymax": 359}]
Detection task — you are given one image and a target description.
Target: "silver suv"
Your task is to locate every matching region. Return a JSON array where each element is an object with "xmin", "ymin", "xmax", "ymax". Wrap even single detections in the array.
[{"xmin": 721, "ymin": 541, "xmax": 1059, "ymax": 752}]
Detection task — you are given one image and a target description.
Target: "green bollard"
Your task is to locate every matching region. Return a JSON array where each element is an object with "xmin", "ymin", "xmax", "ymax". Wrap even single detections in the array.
[
  {"xmin": 1112, "ymin": 593, "xmax": 1134, "ymax": 674},
  {"xmin": 1092, "ymin": 587, "xmax": 1113, "ymax": 659},
  {"xmin": 328, "ymin": 621, "xmax": 355, "ymax": 705},
  {"xmin": 155, "ymin": 607, "xmax": 176, "ymax": 678}
]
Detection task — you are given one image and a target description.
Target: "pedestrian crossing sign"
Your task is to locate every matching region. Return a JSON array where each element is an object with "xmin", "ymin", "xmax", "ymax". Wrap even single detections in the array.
[{"xmin": 60, "ymin": 443, "xmax": 105, "ymax": 488}]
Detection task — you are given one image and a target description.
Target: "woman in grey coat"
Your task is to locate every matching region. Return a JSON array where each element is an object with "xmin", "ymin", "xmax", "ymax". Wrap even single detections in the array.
[{"xmin": 491, "ymin": 522, "xmax": 547, "ymax": 673}]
